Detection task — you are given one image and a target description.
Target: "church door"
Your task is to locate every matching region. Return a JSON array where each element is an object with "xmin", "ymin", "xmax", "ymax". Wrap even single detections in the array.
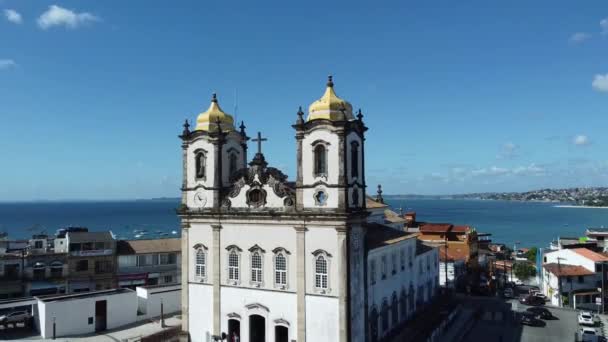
[
  {"xmin": 275, "ymin": 325, "xmax": 288, "ymax": 342},
  {"xmin": 249, "ymin": 315, "xmax": 265, "ymax": 342},
  {"xmin": 228, "ymin": 319, "xmax": 240, "ymax": 342}
]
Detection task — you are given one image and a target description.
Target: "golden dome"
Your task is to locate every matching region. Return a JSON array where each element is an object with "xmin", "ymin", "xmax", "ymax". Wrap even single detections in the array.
[
  {"xmin": 195, "ymin": 93, "xmax": 235, "ymax": 132},
  {"xmin": 307, "ymin": 76, "xmax": 354, "ymax": 122}
]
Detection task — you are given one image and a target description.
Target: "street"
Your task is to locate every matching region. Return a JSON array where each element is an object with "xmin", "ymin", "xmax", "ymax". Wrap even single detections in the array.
[{"xmin": 462, "ymin": 297, "xmax": 593, "ymax": 342}]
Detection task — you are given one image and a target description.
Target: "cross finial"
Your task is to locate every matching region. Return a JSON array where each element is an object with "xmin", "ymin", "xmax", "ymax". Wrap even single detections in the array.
[
  {"xmin": 251, "ymin": 132, "xmax": 268, "ymax": 154},
  {"xmin": 239, "ymin": 121, "xmax": 246, "ymax": 136},
  {"xmin": 182, "ymin": 119, "xmax": 190, "ymax": 136},
  {"xmin": 211, "ymin": 93, "xmax": 218, "ymax": 103},
  {"xmin": 327, "ymin": 75, "xmax": 334, "ymax": 87},
  {"xmin": 296, "ymin": 106, "xmax": 304, "ymax": 125},
  {"xmin": 357, "ymin": 109, "xmax": 364, "ymax": 121}
]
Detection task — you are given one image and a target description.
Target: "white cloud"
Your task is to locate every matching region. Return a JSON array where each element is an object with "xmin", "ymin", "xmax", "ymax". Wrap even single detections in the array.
[
  {"xmin": 0, "ymin": 59, "xmax": 16, "ymax": 70},
  {"xmin": 512, "ymin": 164, "xmax": 545, "ymax": 176},
  {"xmin": 471, "ymin": 166, "xmax": 510, "ymax": 177},
  {"xmin": 4, "ymin": 9, "xmax": 22, "ymax": 24},
  {"xmin": 37, "ymin": 5, "xmax": 99, "ymax": 30},
  {"xmin": 569, "ymin": 32, "xmax": 591, "ymax": 44},
  {"xmin": 592, "ymin": 74, "xmax": 608, "ymax": 93},
  {"xmin": 573, "ymin": 134, "xmax": 590, "ymax": 146},
  {"xmin": 601, "ymin": 17, "xmax": 608, "ymax": 35}
]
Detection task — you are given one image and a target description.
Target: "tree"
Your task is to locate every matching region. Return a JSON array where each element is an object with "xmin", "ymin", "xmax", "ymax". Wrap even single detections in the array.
[
  {"xmin": 513, "ymin": 262, "xmax": 536, "ymax": 280},
  {"xmin": 525, "ymin": 247, "xmax": 538, "ymax": 263}
]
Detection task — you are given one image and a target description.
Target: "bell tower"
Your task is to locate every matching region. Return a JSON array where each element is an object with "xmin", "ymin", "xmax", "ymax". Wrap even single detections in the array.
[
  {"xmin": 293, "ymin": 76, "xmax": 367, "ymax": 211},
  {"xmin": 180, "ymin": 93, "xmax": 248, "ymax": 210}
]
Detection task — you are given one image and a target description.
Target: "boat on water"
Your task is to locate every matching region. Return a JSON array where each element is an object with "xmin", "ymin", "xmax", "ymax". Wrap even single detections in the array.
[{"xmin": 171, "ymin": 230, "xmax": 178, "ymax": 235}]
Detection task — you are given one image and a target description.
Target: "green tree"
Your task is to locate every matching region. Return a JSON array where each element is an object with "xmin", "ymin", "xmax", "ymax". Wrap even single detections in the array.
[
  {"xmin": 513, "ymin": 262, "xmax": 536, "ymax": 280},
  {"xmin": 525, "ymin": 247, "xmax": 538, "ymax": 262}
]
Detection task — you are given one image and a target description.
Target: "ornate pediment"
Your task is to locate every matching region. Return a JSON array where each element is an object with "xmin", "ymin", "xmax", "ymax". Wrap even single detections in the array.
[{"xmin": 223, "ymin": 158, "xmax": 295, "ymax": 209}]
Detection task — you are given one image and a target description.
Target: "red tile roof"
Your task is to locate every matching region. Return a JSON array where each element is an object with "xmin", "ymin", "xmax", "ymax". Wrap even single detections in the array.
[
  {"xmin": 571, "ymin": 248, "xmax": 608, "ymax": 262},
  {"xmin": 452, "ymin": 225, "xmax": 471, "ymax": 233},
  {"xmin": 419, "ymin": 223, "xmax": 453, "ymax": 233},
  {"xmin": 543, "ymin": 263, "xmax": 594, "ymax": 277}
]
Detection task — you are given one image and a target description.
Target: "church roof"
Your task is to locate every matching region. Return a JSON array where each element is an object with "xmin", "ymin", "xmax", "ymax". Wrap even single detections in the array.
[
  {"xmin": 366, "ymin": 196, "xmax": 388, "ymax": 209},
  {"xmin": 195, "ymin": 93, "xmax": 235, "ymax": 132},
  {"xmin": 307, "ymin": 76, "xmax": 354, "ymax": 122},
  {"xmin": 365, "ymin": 222, "xmax": 416, "ymax": 250}
]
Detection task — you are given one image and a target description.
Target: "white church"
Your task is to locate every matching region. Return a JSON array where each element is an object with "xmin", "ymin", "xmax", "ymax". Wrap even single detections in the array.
[{"xmin": 178, "ymin": 77, "xmax": 439, "ymax": 342}]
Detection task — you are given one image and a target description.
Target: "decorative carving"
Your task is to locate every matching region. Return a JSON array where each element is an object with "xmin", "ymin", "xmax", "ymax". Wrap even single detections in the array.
[
  {"xmin": 221, "ymin": 198, "xmax": 232, "ymax": 209},
  {"xmin": 248, "ymin": 244, "xmax": 266, "ymax": 253}
]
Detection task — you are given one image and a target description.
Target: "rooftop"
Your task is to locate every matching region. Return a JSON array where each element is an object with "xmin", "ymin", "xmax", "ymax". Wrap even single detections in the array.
[
  {"xmin": 416, "ymin": 240, "xmax": 435, "ymax": 255},
  {"xmin": 117, "ymin": 238, "xmax": 181, "ymax": 255},
  {"xmin": 37, "ymin": 288, "xmax": 133, "ymax": 303},
  {"xmin": 366, "ymin": 196, "xmax": 388, "ymax": 209},
  {"xmin": 384, "ymin": 209, "xmax": 407, "ymax": 224},
  {"xmin": 438, "ymin": 245, "xmax": 469, "ymax": 261},
  {"xmin": 543, "ymin": 263, "xmax": 595, "ymax": 277},
  {"xmin": 68, "ymin": 231, "xmax": 114, "ymax": 243},
  {"xmin": 365, "ymin": 223, "xmax": 416, "ymax": 250},
  {"xmin": 419, "ymin": 223, "xmax": 453, "ymax": 233},
  {"xmin": 571, "ymin": 248, "xmax": 608, "ymax": 262}
]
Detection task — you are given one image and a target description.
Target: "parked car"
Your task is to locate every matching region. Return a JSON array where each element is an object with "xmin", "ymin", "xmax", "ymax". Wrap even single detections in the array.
[
  {"xmin": 0, "ymin": 310, "xmax": 31, "ymax": 324},
  {"xmin": 533, "ymin": 293, "xmax": 547, "ymax": 301},
  {"xmin": 575, "ymin": 327, "xmax": 598, "ymax": 342},
  {"xmin": 528, "ymin": 286, "xmax": 540, "ymax": 294},
  {"xmin": 520, "ymin": 312, "xmax": 544, "ymax": 326},
  {"xmin": 519, "ymin": 295, "xmax": 544, "ymax": 306},
  {"xmin": 526, "ymin": 307, "xmax": 553, "ymax": 319},
  {"xmin": 578, "ymin": 311, "xmax": 595, "ymax": 326}
]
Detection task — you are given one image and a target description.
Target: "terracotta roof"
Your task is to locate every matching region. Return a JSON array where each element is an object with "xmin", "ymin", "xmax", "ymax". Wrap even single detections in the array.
[
  {"xmin": 419, "ymin": 223, "xmax": 453, "ymax": 233},
  {"xmin": 452, "ymin": 225, "xmax": 471, "ymax": 233},
  {"xmin": 117, "ymin": 238, "xmax": 181, "ymax": 255},
  {"xmin": 571, "ymin": 248, "xmax": 608, "ymax": 262},
  {"xmin": 365, "ymin": 223, "xmax": 416, "ymax": 250},
  {"xmin": 366, "ymin": 196, "xmax": 388, "ymax": 209},
  {"xmin": 543, "ymin": 263, "xmax": 594, "ymax": 277}
]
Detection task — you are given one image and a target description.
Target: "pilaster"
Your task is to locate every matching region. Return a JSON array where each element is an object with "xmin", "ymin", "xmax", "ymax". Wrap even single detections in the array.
[
  {"xmin": 336, "ymin": 225, "xmax": 349, "ymax": 342},
  {"xmin": 212, "ymin": 140, "xmax": 222, "ymax": 208},
  {"xmin": 294, "ymin": 225, "xmax": 307, "ymax": 342},
  {"xmin": 295, "ymin": 132, "xmax": 304, "ymax": 211},
  {"xmin": 212, "ymin": 224, "xmax": 222, "ymax": 335},
  {"xmin": 181, "ymin": 143, "xmax": 188, "ymax": 205},
  {"xmin": 180, "ymin": 221, "xmax": 190, "ymax": 332}
]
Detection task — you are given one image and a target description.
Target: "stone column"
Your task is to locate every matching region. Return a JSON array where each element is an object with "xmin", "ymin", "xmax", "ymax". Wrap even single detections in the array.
[
  {"xmin": 294, "ymin": 225, "xmax": 307, "ymax": 342},
  {"xmin": 212, "ymin": 140, "xmax": 222, "ymax": 208},
  {"xmin": 336, "ymin": 226, "xmax": 349, "ymax": 342},
  {"xmin": 180, "ymin": 221, "xmax": 190, "ymax": 332},
  {"xmin": 181, "ymin": 143, "xmax": 188, "ymax": 205},
  {"xmin": 212, "ymin": 224, "xmax": 222, "ymax": 335}
]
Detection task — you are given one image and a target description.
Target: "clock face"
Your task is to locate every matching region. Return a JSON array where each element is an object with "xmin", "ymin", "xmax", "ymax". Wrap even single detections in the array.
[{"xmin": 193, "ymin": 192, "xmax": 207, "ymax": 207}]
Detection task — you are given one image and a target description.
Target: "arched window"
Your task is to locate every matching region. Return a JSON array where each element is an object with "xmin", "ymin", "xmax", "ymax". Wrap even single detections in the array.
[
  {"xmin": 350, "ymin": 141, "xmax": 359, "ymax": 178},
  {"xmin": 196, "ymin": 248, "xmax": 206, "ymax": 279},
  {"xmin": 275, "ymin": 253, "xmax": 287, "ymax": 287},
  {"xmin": 391, "ymin": 292, "xmax": 399, "ymax": 327},
  {"xmin": 315, "ymin": 256, "xmax": 328, "ymax": 290},
  {"xmin": 381, "ymin": 299, "xmax": 389, "ymax": 331},
  {"xmin": 251, "ymin": 251, "xmax": 263, "ymax": 284},
  {"xmin": 229, "ymin": 153, "xmax": 238, "ymax": 176},
  {"xmin": 313, "ymin": 144, "xmax": 327, "ymax": 177},
  {"xmin": 195, "ymin": 151, "xmax": 207, "ymax": 179},
  {"xmin": 228, "ymin": 250, "xmax": 240, "ymax": 282}
]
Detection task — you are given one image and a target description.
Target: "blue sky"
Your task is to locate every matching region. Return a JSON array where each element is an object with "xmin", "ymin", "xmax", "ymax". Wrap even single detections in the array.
[{"xmin": 1, "ymin": 1, "xmax": 608, "ymax": 201}]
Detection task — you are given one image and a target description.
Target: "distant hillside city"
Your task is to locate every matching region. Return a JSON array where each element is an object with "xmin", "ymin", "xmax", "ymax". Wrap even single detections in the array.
[
  {"xmin": 387, "ymin": 187, "xmax": 608, "ymax": 207},
  {"xmin": 455, "ymin": 187, "xmax": 608, "ymax": 206}
]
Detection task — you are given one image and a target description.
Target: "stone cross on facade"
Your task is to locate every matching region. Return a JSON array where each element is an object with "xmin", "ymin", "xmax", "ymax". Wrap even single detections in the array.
[{"xmin": 252, "ymin": 131, "xmax": 268, "ymax": 154}]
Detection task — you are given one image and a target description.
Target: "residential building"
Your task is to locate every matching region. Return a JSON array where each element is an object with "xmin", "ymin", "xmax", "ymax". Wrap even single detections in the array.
[
  {"xmin": 23, "ymin": 252, "xmax": 68, "ymax": 296},
  {"xmin": 0, "ymin": 252, "xmax": 24, "ymax": 299},
  {"xmin": 438, "ymin": 246, "xmax": 466, "ymax": 289},
  {"xmin": 417, "ymin": 223, "xmax": 479, "ymax": 270},
  {"xmin": 117, "ymin": 238, "xmax": 181, "ymax": 288},
  {"xmin": 178, "ymin": 78, "xmax": 440, "ymax": 342},
  {"xmin": 542, "ymin": 247, "xmax": 608, "ymax": 308},
  {"xmin": 585, "ymin": 228, "xmax": 608, "ymax": 251},
  {"xmin": 58, "ymin": 230, "xmax": 116, "ymax": 293}
]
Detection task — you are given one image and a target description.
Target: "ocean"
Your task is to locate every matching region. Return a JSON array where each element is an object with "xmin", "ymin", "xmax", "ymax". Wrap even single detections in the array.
[{"xmin": 1, "ymin": 199, "xmax": 608, "ymax": 248}]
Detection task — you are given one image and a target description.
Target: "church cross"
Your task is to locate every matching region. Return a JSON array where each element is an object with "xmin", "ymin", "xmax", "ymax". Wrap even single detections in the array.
[{"xmin": 252, "ymin": 132, "xmax": 268, "ymax": 154}]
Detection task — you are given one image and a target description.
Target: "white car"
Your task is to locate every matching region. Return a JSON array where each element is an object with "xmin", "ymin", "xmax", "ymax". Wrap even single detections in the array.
[
  {"xmin": 578, "ymin": 311, "xmax": 595, "ymax": 326},
  {"xmin": 579, "ymin": 327, "xmax": 597, "ymax": 342},
  {"xmin": 0, "ymin": 310, "xmax": 31, "ymax": 324}
]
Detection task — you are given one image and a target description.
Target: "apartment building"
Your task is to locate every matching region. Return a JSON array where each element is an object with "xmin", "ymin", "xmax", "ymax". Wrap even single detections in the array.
[{"xmin": 116, "ymin": 238, "xmax": 180, "ymax": 288}]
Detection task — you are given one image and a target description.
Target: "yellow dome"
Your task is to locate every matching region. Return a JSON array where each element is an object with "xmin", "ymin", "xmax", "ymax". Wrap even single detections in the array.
[
  {"xmin": 195, "ymin": 93, "xmax": 235, "ymax": 132},
  {"xmin": 307, "ymin": 76, "xmax": 354, "ymax": 121}
]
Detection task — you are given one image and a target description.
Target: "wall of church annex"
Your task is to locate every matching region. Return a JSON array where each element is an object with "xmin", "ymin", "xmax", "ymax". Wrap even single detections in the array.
[
  {"xmin": 188, "ymin": 283, "xmax": 214, "ymax": 342},
  {"xmin": 221, "ymin": 286, "xmax": 297, "ymax": 342},
  {"xmin": 306, "ymin": 295, "xmax": 339, "ymax": 342}
]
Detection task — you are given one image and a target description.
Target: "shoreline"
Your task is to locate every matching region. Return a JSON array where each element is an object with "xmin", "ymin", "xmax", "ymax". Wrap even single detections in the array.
[{"xmin": 554, "ymin": 205, "xmax": 608, "ymax": 209}]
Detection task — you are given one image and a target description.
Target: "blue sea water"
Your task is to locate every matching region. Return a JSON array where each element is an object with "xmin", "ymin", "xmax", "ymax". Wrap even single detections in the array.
[{"xmin": 1, "ymin": 199, "xmax": 608, "ymax": 248}]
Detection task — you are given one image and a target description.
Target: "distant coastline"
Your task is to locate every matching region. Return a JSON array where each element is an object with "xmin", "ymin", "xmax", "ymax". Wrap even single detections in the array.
[{"xmin": 554, "ymin": 205, "xmax": 608, "ymax": 209}]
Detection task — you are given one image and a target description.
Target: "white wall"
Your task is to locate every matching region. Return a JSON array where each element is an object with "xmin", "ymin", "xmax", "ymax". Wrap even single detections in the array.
[
  {"xmin": 39, "ymin": 290, "xmax": 137, "ymax": 339},
  {"xmin": 189, "ymin": 284, "xmax": 213, "ymax": 342},
  {"xmin": 136, "ymin": 285, "xmax": 181, "ymax": 321},
  {"xmin": 306, "ymin": 295, "xmax": 339, "ymax": 342}
]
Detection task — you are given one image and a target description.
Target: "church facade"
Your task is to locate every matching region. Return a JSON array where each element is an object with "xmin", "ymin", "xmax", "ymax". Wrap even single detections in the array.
[{"xmin": 178, "ymin": 77, "xmax": 439, "ymax": 342}]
